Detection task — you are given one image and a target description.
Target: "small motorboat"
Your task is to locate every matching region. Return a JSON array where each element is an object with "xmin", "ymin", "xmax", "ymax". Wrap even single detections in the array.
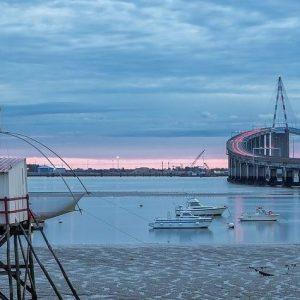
[
  {"xmin": 239, "ymin": 207, "xmax": 279, "ymax": 222},
  {"xmin": 175, "ymin": 198, "xmax": 227, "ymax": 216},
  {"xmin": 149, "ymin": 212, "xmax": 212, "ymax": 229}
]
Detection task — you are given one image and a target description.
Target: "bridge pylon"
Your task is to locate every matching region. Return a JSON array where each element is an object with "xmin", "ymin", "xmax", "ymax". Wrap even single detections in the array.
[{"xmin": 272, "ymin": 76, "xmax": 289, "ymax": 130}]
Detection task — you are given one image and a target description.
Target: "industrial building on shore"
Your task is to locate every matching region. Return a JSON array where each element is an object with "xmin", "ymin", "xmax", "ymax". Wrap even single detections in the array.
[{"xmin": 27, "ymin": 164, "xmax": 228, "ymax": 177}]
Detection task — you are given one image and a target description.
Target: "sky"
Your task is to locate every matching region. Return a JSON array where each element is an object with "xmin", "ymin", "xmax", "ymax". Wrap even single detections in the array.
[{"xmin": 1, "ymin": 0, "xmax": 300, "ymax": 168}]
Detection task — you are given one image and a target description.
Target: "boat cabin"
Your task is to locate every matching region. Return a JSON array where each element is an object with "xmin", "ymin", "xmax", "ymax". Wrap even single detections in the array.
[{"xmin": 187, "ymin": 199, "xmax": 202, "ymax": 207}]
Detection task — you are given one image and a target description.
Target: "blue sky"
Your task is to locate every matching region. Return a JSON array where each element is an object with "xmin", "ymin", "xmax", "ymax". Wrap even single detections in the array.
[{"xmin": 1, "ymin": 0, "xmax": 300, "ymax": 163}]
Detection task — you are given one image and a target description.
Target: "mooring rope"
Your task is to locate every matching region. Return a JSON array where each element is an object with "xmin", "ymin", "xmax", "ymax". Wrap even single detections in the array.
[
  {"xmin": 102, "ymin": 198, "xmax": 151, "ymax": 222},
  {"xmin": 81, "ymin": 208, "xmax": 144, "ymax": 243}
]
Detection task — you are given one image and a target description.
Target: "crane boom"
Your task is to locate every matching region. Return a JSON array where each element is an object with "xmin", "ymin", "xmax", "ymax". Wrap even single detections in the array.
[
  {"xmin": 203, "ymin": 162, "xmax": 209, "ymax": 170},
  {"xmin": 190, "ymin": 149, "xmax": 205, "ymax": 167}
]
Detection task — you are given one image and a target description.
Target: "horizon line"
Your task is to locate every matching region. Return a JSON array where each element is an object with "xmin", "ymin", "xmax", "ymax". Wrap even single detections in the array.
[{"xmin": 25, "ymin": 156, "xmax": 228, "ymax": 169}]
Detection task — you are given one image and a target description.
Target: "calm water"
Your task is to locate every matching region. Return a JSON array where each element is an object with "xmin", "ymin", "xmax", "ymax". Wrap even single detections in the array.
[{"xmin": 28, "ymin": 176, "xmax": 300, "ymax": 245}]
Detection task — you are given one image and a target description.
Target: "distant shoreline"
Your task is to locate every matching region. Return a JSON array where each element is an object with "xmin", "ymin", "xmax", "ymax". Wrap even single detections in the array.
[
  {"xmin": 27, "ymin": 173, "xmax": 227, "ymax": 177},
  {"xmin": 27, "ymin": 164, "xmax": 228, "ymax": 177}
]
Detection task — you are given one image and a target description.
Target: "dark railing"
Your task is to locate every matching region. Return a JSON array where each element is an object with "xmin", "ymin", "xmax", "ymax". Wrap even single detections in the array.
[{"xmin": 0, "ymin": 195, "xmax": 29, "ymax": 225}]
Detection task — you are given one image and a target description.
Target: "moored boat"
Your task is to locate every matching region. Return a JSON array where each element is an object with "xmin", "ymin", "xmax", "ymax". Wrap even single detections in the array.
[
  {"xmin": 175, "ymin": 198, "xmax": 227, "ymax": 216},
  {"xmin": 239, "ymin": 207, "xmax": 279, "ymax": 222},
  {"xmin": 149, "ymin": 212, "xmax": 212, "ymax": 229}
]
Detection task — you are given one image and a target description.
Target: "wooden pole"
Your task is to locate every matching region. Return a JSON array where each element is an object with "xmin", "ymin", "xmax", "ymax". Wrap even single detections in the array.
[
  {"xmin": 0, "ymin": 260, "xmax": 34, "ymax": 295},
  {"xmin": 17, "ymin": 233, "xmax": 37, "ymax": 300},
  {"xmin": 0, "ymin": 290, "xmax": 9, "ymax": 300},
  {"xmin": 14, "ymin": 233, "xmax": 22, "ymax": 299},
  {"xmin": 6, "ymin": 226, "xmax": 14, "ymax": 300},
  {"xmin": 19, "ymin": 224, "xmax": 63, "ymax": 300},
  {"xmin": 30, "ymin": 211, "xmax": 80, "ymax": 299},
  {"xmin": 27, "ymin": 224, "xmax": 36, "ymax": 296}
]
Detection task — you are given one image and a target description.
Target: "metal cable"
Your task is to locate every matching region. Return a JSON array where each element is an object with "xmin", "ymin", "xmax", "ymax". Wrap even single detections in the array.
[
  {"xmin": 3, "ymin": 131, "xmax": 88, "ymax": 194},
  {"xmin": 0, "ymin": 131, "xmax": 83, "ymax": 211}
]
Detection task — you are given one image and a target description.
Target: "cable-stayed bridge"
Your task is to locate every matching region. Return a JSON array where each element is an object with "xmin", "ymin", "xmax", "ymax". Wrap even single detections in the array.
[{"xmin": 227, "ymin": 77, "xmax": 300, "ymax": 187}]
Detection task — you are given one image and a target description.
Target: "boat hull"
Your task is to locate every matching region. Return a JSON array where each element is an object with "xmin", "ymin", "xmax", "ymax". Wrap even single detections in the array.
[
  {"xmin": 175, "ymin": 207, "xmax": 226, "ymax": 216},
  {"xmin": 149, "ymin": 219, "xmax": 212, "ymax": 229},
  {"xmin": 29, "ymin": 192, "xmax": 85, "ymax": 221},
  {"xmin": 239, "ymin": 215, "xmax": 279, "ymax": 221}
]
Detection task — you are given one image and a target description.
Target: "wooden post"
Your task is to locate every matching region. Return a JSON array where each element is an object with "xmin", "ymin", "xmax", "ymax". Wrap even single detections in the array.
[
  {"xmin": 30, "ymin": 211, "xmax": 80, "ymax": 300},
  {"xmin": 14, "ymin": 233, "xmax": 22, "ymax": 299},
  {"xmin": 6, "ymin": 225, "xmax": 14, "ymax": 300},
  {"xmin": 19, "ymin": 224, "xmax": 63, "ymax": 300},
  {"xmin": 27, "ymin": 223, "xmax": 36, "ymax": 296},
  {"xmin": 17, "ymin": 232, "xmax": 37, "ymax": 300}
]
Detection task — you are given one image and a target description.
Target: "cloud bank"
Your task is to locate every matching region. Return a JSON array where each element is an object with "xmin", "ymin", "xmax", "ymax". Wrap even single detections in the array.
[{"xmin": 1, "ymin": 0, "xmax": 300, "ymax": 160}]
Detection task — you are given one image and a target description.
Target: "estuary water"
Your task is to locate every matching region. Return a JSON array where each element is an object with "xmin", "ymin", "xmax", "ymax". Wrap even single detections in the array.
[{"xmin": 28, "ymin": 176, "xmax": 300, "ymax": 245}]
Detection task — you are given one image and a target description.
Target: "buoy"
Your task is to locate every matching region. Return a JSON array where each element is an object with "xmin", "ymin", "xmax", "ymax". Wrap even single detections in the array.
[{"xmin": 227, "ymin": 222, "xmax": 234, "ymax": 229}]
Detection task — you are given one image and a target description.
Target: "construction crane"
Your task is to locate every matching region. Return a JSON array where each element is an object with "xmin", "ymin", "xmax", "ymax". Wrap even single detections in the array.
[
  {"xmin": 203, "ymin": 162, "xmax": 210, "ymax": 170},
  {"xmin": 190, "ymin": 149, "xmax": 205, "ymax": 167}
]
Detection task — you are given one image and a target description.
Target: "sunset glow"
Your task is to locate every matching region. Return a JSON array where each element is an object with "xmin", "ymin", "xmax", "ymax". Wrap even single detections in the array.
[{"xmin": 27, "ymin": 157, "xmax": 228, "ymax": 169}]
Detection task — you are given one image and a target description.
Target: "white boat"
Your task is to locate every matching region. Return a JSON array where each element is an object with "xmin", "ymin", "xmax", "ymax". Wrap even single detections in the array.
[
  {"xmin": 239, "ymin": 207, "xmax": 279, "ymax": 222},
  {"xmin": 149, "ymin": 212, "xmax": 212, "ymax": 229},
  {"xmin": 175, "ymin": 198, "xmax": 227, "ymax": 216},
  {"xmin": 29, "ymin": 192, "xmax": 86, "ymax": 221}
]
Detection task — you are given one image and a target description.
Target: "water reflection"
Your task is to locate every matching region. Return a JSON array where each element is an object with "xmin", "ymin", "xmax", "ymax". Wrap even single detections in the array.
[
  {"xmin": 149, "ymin": 228, "xmax": 213, "ymax": 244},
  {"xmin": 29, "ymin": 177, "xmax": 300, "ymax": 246}
]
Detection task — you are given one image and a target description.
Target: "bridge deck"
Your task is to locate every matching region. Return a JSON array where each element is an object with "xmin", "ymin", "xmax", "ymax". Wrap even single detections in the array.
[{"xmin": 227, "ymin": 127, "xmax": 300, "ymax": 167}]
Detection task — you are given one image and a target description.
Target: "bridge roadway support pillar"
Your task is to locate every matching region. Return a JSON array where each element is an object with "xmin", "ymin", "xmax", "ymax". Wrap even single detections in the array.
[
  {"xmin": 266, "ymin": 133, "xmax": 270, "ymax": 156},
  {"xmin": 273, "ymin": 131, "xmax": 289, "ymax": 158},
  {"xmin": 233, "ymin": 159, "xmax": 238, "ymax": 180},
  {"xmin": 263, "ymin": 134, "xmax": 267, "ymax": 155},
  {"xmin": 228, "ymin": 157, "xmax": 232, "ymax": 178},
  {"xmin": 235, "ymin": 160, "xmax": 241, "ymax": 182},
  {"xmin": 283, "ymin": 169, "xmax": 294, "ymax": 187},
  {"xmin": 250, "ymin": 139, "xmax": 254, "ymax": 152},
  {"xmin": 255, "ymin": 137, "xmax": 259, "ymax": 151},
  {"xmin": 240, "ymin": 163, "xmax": 247, "ymax": 183},
  {"xmin": 259, "ymin": 135, "xmax": 264, "ymax": 155},
  {"xmin": 256, "ymin": 165, "xmax": 266, "ymax": 185},
  {"xmin": 227, "ymin": 157, "xmax": 236, "ymax": 182},
  {"xmin": 229, "ymin": 158, "xmax": 234, "ymax": 180},
  {"xmin": 268, "ymin": 168, "xmax": 278, "ymax": 186},
  {"xmin": 247, "ymin": 164, "xmax": 255, "ymax": 184}
]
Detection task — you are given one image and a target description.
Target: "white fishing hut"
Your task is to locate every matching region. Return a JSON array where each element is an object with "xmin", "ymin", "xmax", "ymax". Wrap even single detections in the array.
[{"xmin": 0, "ymin": 157, "xmax": 28, "ymax": 225}]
